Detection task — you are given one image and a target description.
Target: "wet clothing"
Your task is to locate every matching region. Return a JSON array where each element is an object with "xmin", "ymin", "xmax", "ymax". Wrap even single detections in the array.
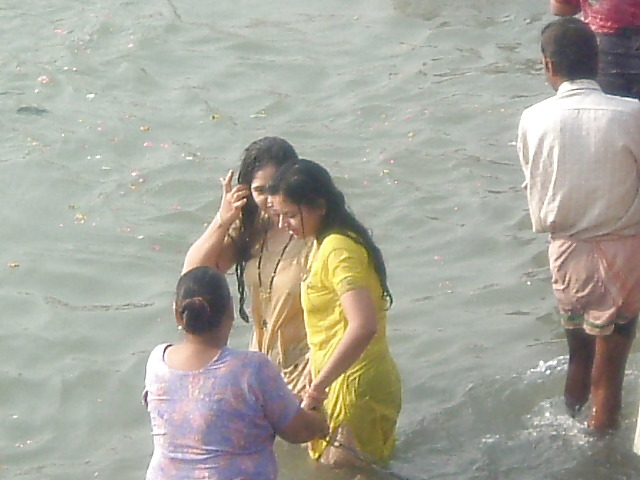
[
  {"xmin": 245, "ymin": 235, "xmax": 313, "ymax": 396},
  {"xmin": 143, "ymin": 345, "xmax": 300, "ymax": 480},
  {"xmin": 303, "ymin": 233, "xmax": 401, "ymax": 462},
  {"xmin": 549, "ymin": 235, "xmax": 640, "ymax": 335}
]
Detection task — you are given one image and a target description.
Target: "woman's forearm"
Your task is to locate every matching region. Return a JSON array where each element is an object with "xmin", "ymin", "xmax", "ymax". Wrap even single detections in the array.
[
  {"xmin": 183, "ymin": 170, "xmax": 249, "ymax": 274},
  {"xmin": 182, "ymin": 214, "xmax": 237, "ymax": 273},
  {"xmin": 310, "ymin": 288, "xmax": 377, "ymax": 393},
  {"xmin": 312, "ymin": 323, "xmax": 374, "ymax": 392}
]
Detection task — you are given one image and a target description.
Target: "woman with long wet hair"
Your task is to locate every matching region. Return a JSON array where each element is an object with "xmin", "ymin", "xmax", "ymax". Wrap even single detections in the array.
[
  {"xmin": 182, "ymin": 137, "xmax": 313, "ymax": 395},
  {"xmin": 268, "ymin": 159, "xmax": 402, "ymax": 467}
]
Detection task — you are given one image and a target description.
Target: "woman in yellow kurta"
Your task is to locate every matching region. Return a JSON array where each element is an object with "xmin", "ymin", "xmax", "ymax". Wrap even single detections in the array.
[
  {"xmin": 268, "ymin": 159, "xmax": 402, "ymax": 466},
  {"xmin": 182, "ymin": 137, "xmax": 311, "ymax": 395}
]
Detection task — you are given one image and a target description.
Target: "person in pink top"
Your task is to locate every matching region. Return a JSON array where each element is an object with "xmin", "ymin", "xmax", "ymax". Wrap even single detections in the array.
[
  {"xmin": 142, "ymin": 266, "xmax": 328, "ymax": 480},
  {"xmin": 550, "ymin": 0, "xmax": 640, "ymax": 99}
]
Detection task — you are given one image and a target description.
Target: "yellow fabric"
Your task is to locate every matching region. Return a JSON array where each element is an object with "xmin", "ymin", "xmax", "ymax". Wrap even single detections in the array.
[
  {"xmin": 245, "ymin": 234, "xmax": 313, "ymax": 396},
  {"xmin": 303, "ymin": 233, "xmax": 402, "ymax": 462}
]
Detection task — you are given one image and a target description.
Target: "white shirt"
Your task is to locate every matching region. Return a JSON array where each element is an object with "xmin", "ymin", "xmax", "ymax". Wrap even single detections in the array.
[{"xmin": 517, "ymin": 79, "xmax": 640, "ymax": 239}]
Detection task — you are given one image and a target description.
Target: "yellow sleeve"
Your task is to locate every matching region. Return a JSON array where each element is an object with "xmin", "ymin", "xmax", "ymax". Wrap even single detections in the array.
[{"xmin": 320, "ymin": 234, "xmax": 369, "ymax": 297}]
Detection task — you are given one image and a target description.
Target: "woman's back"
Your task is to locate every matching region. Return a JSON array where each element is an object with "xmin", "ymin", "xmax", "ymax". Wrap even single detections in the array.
[{"xmin": 144, "ymin": 344, "xmax": 300, "ymax": 480}]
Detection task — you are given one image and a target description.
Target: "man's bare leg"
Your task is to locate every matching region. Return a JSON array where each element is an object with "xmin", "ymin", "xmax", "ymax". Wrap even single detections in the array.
[
  {"xmin": 589, "ymin": 318, "xmax": 637, "ymax": 431},
  {"xmin": 564, "ymin": 327, "xmax": 595, "ymax": 416}
]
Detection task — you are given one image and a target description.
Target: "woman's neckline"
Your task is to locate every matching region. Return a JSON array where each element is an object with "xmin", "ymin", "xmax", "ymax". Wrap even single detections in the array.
[{"xmin": 162, "ymin": 344, "xmax": 227, "ymax": 373}]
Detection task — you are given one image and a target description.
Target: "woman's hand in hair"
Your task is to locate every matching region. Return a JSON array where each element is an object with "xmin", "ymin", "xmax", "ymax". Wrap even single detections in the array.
[
  {"xmin": 218, "ymin": 170, "xmax": 249, "ymax": 227},
  {"xmin": 182, "ymin": 170, "xmax": 248, "ymax": 274}
]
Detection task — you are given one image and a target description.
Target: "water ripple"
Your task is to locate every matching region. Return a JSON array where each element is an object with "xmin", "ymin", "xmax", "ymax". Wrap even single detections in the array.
[{"xmin": 43, "ymin": 296, "xmax": 154, "ymax": 311}]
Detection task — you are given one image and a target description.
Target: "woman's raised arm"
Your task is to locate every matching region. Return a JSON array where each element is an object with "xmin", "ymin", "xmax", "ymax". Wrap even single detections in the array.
[{"xmin": 182, "ymin": 170, "xmax": 249, "ymax": 274}]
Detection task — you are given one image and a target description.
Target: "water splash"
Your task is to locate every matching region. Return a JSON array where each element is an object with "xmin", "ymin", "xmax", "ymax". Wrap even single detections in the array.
[{"xmin": 527, "ymin": 355, "xmax": 568, "ymax": 376}]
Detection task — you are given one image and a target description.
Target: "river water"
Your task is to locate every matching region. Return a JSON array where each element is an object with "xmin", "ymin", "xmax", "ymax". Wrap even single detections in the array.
[{"xmin": 3, "ymin": 1, "xmax": 640, "ymax": 479}]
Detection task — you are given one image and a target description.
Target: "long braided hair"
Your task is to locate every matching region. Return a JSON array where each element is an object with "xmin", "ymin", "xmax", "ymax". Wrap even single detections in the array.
[
  {"xmin": 231, "ymin": 137, "xmax": 299, "ymax": 322},
  {"xmin": 267, "ymin": 158, "xmax": 392, "ymax": 307}
]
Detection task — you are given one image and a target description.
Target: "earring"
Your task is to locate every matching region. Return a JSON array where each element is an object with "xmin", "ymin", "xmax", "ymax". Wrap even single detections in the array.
[{"xmin": 177, "ymin": 325, "xmax": 184, "ymax": 331}]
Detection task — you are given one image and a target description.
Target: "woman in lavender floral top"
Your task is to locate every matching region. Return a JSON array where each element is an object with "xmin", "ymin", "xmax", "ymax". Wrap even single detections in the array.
[{"xmin": 143, "ymin": 266, "xmax": 328, "ymax": 480}]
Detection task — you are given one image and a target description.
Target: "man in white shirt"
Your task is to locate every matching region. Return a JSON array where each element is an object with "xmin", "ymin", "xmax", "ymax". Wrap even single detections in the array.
[{"xmin": 518, "ymin": 17, "xmax": 640, "ymax": 431}]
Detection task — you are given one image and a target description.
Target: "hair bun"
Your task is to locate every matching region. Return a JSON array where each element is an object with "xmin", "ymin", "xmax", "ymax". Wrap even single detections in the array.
[
  {"xmin": 175, "ymin": 266, "xmax": 232, "ymax": 335},
  {"xmin": 181, "ymin": 297, "xmax": 212, "ymax": 334}
]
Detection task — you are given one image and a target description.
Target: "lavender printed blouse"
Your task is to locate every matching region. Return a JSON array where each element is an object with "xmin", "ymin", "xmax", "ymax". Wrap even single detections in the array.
[{"xmin": 143, "ymin": 344, "xmax": 300, "ymax": 480}]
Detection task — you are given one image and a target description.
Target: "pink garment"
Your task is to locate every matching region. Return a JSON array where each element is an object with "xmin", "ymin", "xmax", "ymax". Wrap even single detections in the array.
[
  {"xmin": 556, "ymin": 0, "xmax": 640, "ymax": 33},
  {"xmin": 549, "ymin": 235, "xmax": 640, "ymax": 335}
]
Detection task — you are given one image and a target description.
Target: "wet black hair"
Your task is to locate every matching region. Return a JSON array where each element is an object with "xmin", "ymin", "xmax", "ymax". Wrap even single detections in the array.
[
  {"xmin": 541, "ymin": 17, "xmax": 598, "ymax": 80},
  {"xmin": 267, "ymin": 158, "xmax": 392, "ymax": 307},
  {"xmin": 231, "ymin": 137, "xmax": 299, "ymax": 322},
  {"xmin": 175, "ymin": 266, "xmax": 231, "ymax": 334}
]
